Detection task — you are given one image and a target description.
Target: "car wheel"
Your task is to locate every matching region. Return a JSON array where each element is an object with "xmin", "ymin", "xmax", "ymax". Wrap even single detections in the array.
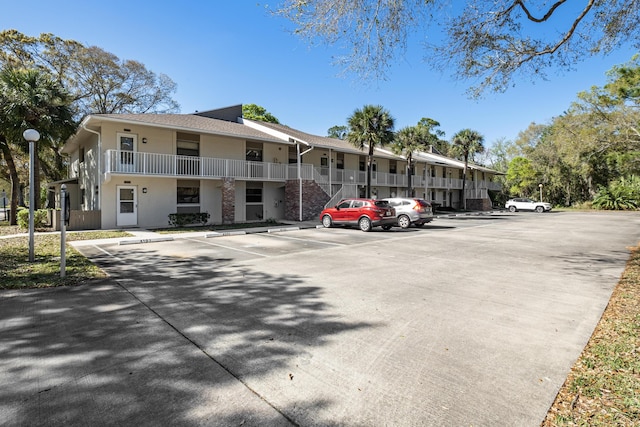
[
  {"xmin": 321, "ymin": 215, "xmax": 333, "ymax": 228},
  {"xmin": 358, "ymin": 216, "xmax": 372, "ymax": 232},
  {"xmin": 398, "ymin": 215, "xmax": 411, "ymax": 229},
  {"xmin": 535, "ymin": 206, "xmax": 544, "ymax": 213},
  {"xmin": 382, "ymin": 224, "xmax": 393, "ymax": 230},
  {"xmin": 508, "ymin": 206, "xmax": 517, "ymax": 213}
]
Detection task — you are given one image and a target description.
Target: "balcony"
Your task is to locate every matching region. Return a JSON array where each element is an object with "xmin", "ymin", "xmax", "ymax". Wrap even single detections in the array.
[
  {"xmin": 105, "ymin": 150, "xmax": 298, "ymax": 181},
  {"xmin": 103, "ymin": 150, "xmax": 501, "ymax": 193}
]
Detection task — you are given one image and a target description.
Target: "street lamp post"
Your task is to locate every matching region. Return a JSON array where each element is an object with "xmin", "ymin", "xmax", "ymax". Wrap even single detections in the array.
[
  {"xmin": 539, "ymin": 183, "xmax": 543, "ymax": 202},
  {"xmin": 24, "ymin": 129, "xmax": 40, "ymax": 263}
]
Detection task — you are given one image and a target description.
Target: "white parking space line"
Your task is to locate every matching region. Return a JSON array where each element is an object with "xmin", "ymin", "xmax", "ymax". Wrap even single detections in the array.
[
  {"xmin": 183, "ymin": 237, "xmax": 270, "ymax": 257},
  {"xmin": 91, "ymin": 244, "xmax": 126, "ymax": 262},
  {"xmin": 260, "ymin": 232, "xmax": 346, "ymax": 246}
]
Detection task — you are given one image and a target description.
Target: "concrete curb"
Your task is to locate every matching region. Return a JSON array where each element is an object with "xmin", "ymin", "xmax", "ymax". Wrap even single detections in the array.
[
  {"xmin": 267, "ymin": 226, "xmax": 300, "ymax": 233},
  {"xmin": 118, "ymin": 236, "xmax": 174, "ymax": 246},
  {"xmin": 205, "ymin": 230, "xmax": 247, "ymax": 238}
]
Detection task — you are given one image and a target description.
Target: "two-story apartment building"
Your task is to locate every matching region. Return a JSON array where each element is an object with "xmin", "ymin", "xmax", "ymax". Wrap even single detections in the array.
[{"xmin": 54, "ymin": 105, "xmax": 501, "ymax": 230}]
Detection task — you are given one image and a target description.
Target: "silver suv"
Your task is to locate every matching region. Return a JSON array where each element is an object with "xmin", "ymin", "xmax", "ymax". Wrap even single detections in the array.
[{"xmin": 382, "ymin": 198, "xmax": 434, "ymax": 228}]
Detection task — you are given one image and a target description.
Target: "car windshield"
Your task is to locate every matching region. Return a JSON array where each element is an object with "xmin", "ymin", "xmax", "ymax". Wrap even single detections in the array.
[
  {"xmin": 374, "ymin": 201, "xmax": 391, "ymax": 208},
  {"xmin": 416, "ymin": 199, "xmax": 431, "ymax": 207}
]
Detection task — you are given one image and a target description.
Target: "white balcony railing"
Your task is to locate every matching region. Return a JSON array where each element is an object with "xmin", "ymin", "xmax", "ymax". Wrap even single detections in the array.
[
  {"xmin": 104, "ymin": 150, "xmax": 501, "ymax": 192},
  {"xmin": 105, "ymin": 150, "xmax": 298, "ymax": 181}
]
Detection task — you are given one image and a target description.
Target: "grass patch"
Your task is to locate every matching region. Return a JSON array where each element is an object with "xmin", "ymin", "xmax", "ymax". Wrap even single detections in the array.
[
  {"xmin": 0, "ymin": 230, "xmax": 132, "ymax": 289},
  {"xmin": 542, "ymin": 244, "xmax": 640, "ymax": 426}
]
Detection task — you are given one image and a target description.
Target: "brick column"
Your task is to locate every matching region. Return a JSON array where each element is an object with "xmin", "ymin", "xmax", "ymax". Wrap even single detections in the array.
[{"xmin": 221, "ymin": 178, "xmax": 235, "ymax": 224}]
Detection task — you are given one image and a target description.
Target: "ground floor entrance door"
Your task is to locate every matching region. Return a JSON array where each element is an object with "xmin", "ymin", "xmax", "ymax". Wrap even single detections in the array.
[{"xmin": 117, "ymin": 186, "xmax": 138, "ymax": 227}]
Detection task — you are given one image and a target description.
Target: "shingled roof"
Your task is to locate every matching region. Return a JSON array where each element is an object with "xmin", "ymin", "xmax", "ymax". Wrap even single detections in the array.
[
  {"xmin": 82, "ymin": 113, "xmax": 285, "ymax": 143},
  {"xmin": 245, "ymin": 120, "xmax": 402, "ymax": 160}
]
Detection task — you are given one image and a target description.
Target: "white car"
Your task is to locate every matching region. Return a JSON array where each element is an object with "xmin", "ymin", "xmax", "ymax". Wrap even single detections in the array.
[{"xmin": 505, "ymin": 198, "xmax": 552, "ymax": 213}]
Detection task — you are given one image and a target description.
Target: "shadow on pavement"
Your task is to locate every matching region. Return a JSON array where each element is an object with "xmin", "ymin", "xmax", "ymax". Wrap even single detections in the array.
[{"xmin": 0, "ymin": 247, "xmax": 376, "ymax": 426}]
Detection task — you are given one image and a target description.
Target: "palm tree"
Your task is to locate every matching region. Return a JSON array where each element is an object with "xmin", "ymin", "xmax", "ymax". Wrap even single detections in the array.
[
  {"xmin": 347, "ymin": 105, "xmax": 395, "ymax": 198},
  {"xmin": 451, "ymin": 129, "xmax": 485, "ymax": 210},
  {"xmin": 391, "ymin": 126, "xmax": 430, "ymax": 196},
  {"xmin": 0, "ymin": 67, "xmax": 75, "ymax": 222}
]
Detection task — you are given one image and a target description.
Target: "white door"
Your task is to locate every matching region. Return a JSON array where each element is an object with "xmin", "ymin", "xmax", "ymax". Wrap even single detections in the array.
[
  {"xmin": 117, "ymin": 186, "xmax": 137, "ymax": 226},
  {"xmin": 117, "ymin": 133, "xmax": 137, "ymax": 172}
]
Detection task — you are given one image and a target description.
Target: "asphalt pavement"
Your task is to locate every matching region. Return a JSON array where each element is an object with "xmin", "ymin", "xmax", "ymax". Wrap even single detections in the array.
[{"xmin": 2, "ymin": 211, "xmax": 639, "ymax": 426}]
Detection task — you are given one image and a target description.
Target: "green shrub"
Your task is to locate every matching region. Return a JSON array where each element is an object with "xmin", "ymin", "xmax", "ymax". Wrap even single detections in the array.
[
  {"xmin": 17, "ymin": 208, "xmax": 50, "ymax": 229},
  {"xmin": 593, "ymin": 176, "xmax": 640, "ymax": 210},
  {"xmin": 168, "ymin": 212, "xmax": 210, "ymax": 227}
]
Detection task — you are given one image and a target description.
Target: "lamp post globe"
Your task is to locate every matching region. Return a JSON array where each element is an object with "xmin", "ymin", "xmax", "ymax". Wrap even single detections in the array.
[
  {"xmin": 24, "ymin": 129, "xmax": 40, "ymax": 263},
  {"xmin": 23, "ymin": 129, "xmax": 40, "ymax": 143},
  {"xmin": 539, "ymin": 183, "xmax": 543, "ymax": 202}
]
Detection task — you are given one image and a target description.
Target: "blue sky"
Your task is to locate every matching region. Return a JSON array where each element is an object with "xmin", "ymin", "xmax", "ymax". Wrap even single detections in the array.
[{"xmin": 1, "ymin": 1, "xmax": 637, "ymax": 149}]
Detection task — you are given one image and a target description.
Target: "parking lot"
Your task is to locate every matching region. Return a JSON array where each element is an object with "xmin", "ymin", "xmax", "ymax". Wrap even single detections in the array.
[{"xmin": 3, "ymin": 211, "xmax": 640, "ymax": 426}]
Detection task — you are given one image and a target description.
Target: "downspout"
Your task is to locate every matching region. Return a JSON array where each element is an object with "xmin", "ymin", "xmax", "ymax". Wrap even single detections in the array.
[
  {"xmin": 329, "ymin": 148, "xmax": 332, "ymax": 196},
  {"xmin": 81, "ymin": 124, "xmax": 101, "ymax": 210},
  {"xmin": 297, "ymin": 142, "xmax": 314, "ymax": 221}
]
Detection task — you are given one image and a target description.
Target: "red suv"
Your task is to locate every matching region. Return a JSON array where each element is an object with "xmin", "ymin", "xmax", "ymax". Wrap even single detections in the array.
[{"xmin": 320, "ymin": 198, "xmax": 396, "ymax": 232}]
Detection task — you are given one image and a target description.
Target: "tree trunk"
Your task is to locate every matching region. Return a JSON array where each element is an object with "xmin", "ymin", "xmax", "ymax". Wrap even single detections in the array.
[
  {"xmin": 461, "ymin": 156, "xmax": 468, "ymax": 210},
  {"xmin": 0, "ymin": 137, "xmax": 21, "ymax": 225},
  {"xmin": 406, "ymin": 154, "xmax": 412, "ymax": 197},
  {"xmin": 366, "ymin": 155, "xmax": 372, "ymax": 198},
  {"xmin": 19, "ymin": 183, "xmax": 25, "ymax": 207},
  {"xmin": 34, "ymin": 150, "xmax": 41, "ymax": 210},
  {"xmin": 366, "ymin": 145, "xmax": 374, "ymax": 198}
]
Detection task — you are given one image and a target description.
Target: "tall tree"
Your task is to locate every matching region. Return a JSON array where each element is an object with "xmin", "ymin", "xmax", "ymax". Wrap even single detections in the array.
[
  {"xmin": 0, "ymin": 30, "xmax": 180, "ymax": 118},
  {"xmin": 451, "ymin": 129, "xmax": 485, "ymax": 210},
  {"xmin": 391, "ymin": 126, "xmax": 430, "ymax": 196},
  {"xmin": 0, "ymin": 67, "xmax": 75, "ymax": 221},
  {"xmin": 327, "ymin": 125, "xmax": 348, "ymax": 140},
  {"xmin": 275, "ymin": 1, "xmax": 639, "ymax": 96},
  {"xmin": 70, "ymin": 46, "xmax": 179, "ymax": 115},
  {"xmin": 505, "ymin": 157, "xmax": 538, "ymax": 198},
  {"xmin": 242, "ymin": 104, "xmax": 280, "ymax": 123},
  {"xmin": 347, "ymin": 105, "xmax": 395, "ymax": 198},
  {"xmin": 416, "ymin": 117, "xmax": 448, "ymax": 154}
]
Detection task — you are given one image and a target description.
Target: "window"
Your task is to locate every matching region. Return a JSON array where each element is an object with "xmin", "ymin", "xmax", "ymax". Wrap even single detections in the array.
[
  {"xmin": 81, "ymin": 188, "xmax": 86, "ymax": 205},
  {"xmin": 246, "ymin": 182, "xmax": 263, "ymax": 220},
  {"xmin": 177, "ymin": 132, "xmax": 200, "ymax": 155},
  {"xmin": 359, "ymin": 156, "xmax": 366, "ymax": 172},
  {"xmin": 177, "ymin": 141, "xmax": 199, "ymax": 156},
  {"xmin": 79, "ymin": 147, "xmax": 85, "ymax": 163},
  {"xmin": 246, "ymin": 186, "xmax": 263, "ymax": 203},
  {"xmin": 246, "ymin": 142, "xmax": 263, "ymax": 162},
  {"xmin": 177, "ymin": 133, "xmax": 200, "ymax": 175},
  {"xmin": 389, "ymin": 161, "xmax": 397, "ymax": 174},
  {"xmin": 177, "ymin": 180, "xmax": 200, "ymax": 205},
  {"xmin": 336, "ymin": 153, "xmax": 344, "ymax": 170}
]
